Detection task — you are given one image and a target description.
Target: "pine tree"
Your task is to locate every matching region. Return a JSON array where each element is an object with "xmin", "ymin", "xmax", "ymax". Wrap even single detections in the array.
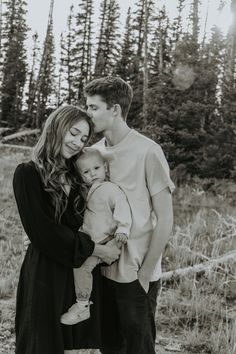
[
  {"xmin": 0, "ymin": 0, "xmax": 3, "ymax": 121},
  {"xmin": 74, "ymin": 0, "xmax": 93, "ymax": 102},
  {"xmin": 25, "ymin": 32, "xmax": 40, "ymax": 127},
  {"xmin": 114, "ymin": 7, "xmax": 135, "ymax": 81},
  {"xmin": 1, "ymin": 0, "xmax": 28, "ymax": 127},
  {"xmin": 171, "ymin": 0, "xmax": 185, "ymax": 45},
  {"xmin": 34, "ymin": 0, "xmax": 56, "ymax": 128},
  {"xmin": 59, "ymin": 5, "xmax": 77, "ymax": 105},
  {"xmin": 94, "ymin": 0, "xmax": 120, "ymax": 77},
  {"xmin": 219, "ymin": 0, "xmax": 236, "ymax": 177},
  {"xmin": 128, "ymin": 0, "xmax": 155, "ymax": 128}
]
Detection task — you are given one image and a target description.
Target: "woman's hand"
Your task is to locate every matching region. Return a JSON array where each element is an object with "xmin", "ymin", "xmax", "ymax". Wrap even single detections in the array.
[{"xmin": 92, "ymin": 239, "xmax": 121, "ymax": 265}]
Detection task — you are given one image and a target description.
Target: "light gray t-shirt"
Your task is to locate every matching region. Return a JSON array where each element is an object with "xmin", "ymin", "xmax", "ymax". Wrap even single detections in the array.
[{"xmin": 94, "ymin": 129, "xmax": 175, "ymax": 282}]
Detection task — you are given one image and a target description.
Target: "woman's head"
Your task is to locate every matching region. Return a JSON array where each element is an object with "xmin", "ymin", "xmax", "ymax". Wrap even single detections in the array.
[
  {"xmin": 32, "ymin": 105, "xmax": 93, "ymax": 222},
  {"xmin": 33, "ymin": 105, "xmax": 93, "ymax": 163}
]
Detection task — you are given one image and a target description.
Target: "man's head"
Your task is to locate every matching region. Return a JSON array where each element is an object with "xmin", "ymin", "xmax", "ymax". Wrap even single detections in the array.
[{"xmin": 84, "ymin": 76, "xmax": 133, "ymax": 133}]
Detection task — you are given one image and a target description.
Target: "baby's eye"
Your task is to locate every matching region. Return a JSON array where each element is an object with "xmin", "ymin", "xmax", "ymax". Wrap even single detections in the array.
[
  {"xmin": 95, "ymin": 166, "xmax": 100, "ymax": 170},
  {"xmin": 83, "ymin": 170, "xmax": 89, "ymax": 174}
]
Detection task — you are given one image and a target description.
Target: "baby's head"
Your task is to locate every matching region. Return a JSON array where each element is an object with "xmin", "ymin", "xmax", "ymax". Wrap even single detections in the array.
[{"xmin": 76, "ymin": 148, "xmax": 107, "ymax": 185}]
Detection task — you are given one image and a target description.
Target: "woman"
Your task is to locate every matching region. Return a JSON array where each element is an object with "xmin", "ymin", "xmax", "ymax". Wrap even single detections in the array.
[{"xmin": 13, "ymin": 105, "xmax": 121, "ymax": 354}]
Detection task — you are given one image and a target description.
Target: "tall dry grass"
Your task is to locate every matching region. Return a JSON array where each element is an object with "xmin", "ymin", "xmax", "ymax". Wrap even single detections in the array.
[{"xmin": 0, "ymin": 145, "xmax": 235, "ymax": 353}]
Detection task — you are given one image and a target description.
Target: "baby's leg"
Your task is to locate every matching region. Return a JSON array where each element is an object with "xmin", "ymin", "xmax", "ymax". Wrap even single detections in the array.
[
  {"xmin": 60, "ymin": 256, "xmax": 100, "ymax": 325},
  {"xmin": 74, "ymin": 256, "xmax": 100, "ymax": 300}
]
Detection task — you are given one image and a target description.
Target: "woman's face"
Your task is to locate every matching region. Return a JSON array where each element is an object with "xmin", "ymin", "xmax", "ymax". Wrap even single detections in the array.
[{"xmin": 61, "ymin": 119, "xmax": 90, "ymax": 159}]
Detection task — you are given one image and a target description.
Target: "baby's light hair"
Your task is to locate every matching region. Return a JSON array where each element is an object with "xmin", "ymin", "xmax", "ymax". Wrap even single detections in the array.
[{"xmin": 76, "ymin": 147, "xmax": 105, "ymax": 168}]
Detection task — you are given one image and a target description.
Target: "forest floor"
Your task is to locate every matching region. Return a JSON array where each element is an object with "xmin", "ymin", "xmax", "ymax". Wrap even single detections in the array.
[{"xmin": 0, "ymin": 143, "xmax": 236, "ymax": 354}]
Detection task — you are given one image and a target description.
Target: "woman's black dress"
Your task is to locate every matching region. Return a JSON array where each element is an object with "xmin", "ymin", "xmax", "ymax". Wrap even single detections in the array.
[{"xmin": 13, "ymin": 161, "xmax": 103, "ymax": 354}]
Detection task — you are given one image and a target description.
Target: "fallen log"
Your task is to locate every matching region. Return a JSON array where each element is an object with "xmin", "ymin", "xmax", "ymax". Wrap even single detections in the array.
[
  {"xmin": 161, "ymin": 250, "xmax": 236, "ymax": 280},
  {"xmin": 1, "ymin": 129, "xmax": 40, "ymax": 142}
]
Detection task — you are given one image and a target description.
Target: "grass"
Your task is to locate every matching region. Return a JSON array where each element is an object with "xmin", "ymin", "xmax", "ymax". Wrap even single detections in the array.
[{"xmin": 0, "ymin": 144, "xmax": 235, "ymax": 354}]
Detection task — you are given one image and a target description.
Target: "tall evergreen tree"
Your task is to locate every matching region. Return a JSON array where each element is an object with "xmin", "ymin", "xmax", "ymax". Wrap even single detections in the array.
[
  {"xmin": 221, "ymin": 0, "xmax": 236, "ymax": 126},
  {"xmin": 128, "ymin": 0, "xmax": 155, "ymax": 128},
  {"xmin": 59, "ymin": 5, "xmax": 77, "ymax": 105},
  {"xmin": 34, "ymin": 0, "xmax": 56, "ymax": 128},
  {"xmin": 25, "ymin": 32, "xmax": 40, "ymax": 127},
  {"xmin": 1, "ymin": 0, "xmax": 28, "ymax": 127},
  {"xmin": 0, "ymin": 0, "xmax": 3, "ymax": 121},
  {"xmin": 219, "ymin": 0, "xmax": 236, "ymax": 176},
  {"xmin": 114, "ymin": 7, "xmax": 135, "ymax": 81},
  {"xmin": 74, "ymin": 0, "xmax": 93, "ymax": 101},
  {"xmin": 94, "ymin": 0, "xmax": 120, "ymax": 77}
]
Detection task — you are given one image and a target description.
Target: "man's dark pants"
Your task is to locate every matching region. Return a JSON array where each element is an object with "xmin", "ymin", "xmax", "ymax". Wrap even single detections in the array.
[{"xmin": 100, "ymin": 276, "xmax": 161, "ymax": 354}]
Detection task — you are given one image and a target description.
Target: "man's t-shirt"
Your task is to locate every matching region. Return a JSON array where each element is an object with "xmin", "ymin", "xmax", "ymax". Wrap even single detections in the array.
[{"xmin": 94, "ymin": 129, "xmax": 175, "ymax": 282}]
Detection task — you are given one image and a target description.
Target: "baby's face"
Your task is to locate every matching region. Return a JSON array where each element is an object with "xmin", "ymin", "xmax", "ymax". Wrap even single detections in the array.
[{"xmin": 77, "ymin": 155, "xmax": 106, "ymax": 185}]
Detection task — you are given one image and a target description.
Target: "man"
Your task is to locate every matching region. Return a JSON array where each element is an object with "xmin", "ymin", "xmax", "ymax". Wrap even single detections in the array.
[{"xmin": 84, "ymin": 76, "xmax": 175, "ymax": 354}]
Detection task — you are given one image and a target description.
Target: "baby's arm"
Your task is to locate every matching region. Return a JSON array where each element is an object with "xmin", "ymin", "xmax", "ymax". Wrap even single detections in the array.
[{"xmin": 110, "ymin": 185, "xmax": 132, "ymax": 241}]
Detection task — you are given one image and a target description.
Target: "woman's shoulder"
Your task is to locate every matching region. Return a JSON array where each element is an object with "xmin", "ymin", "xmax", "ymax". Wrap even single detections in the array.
[{"xmin": 14, "ymin": 161, "xmax": 39, "ymax": 180}]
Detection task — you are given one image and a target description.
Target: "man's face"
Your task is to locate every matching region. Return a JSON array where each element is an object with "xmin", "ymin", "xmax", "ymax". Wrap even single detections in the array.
[{"xmin": 86, "ymin": 94, "xmax": 114, "ymax": 133}]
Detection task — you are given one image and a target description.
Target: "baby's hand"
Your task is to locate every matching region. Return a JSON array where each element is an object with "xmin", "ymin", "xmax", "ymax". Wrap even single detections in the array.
[{"xmin": 115, "ymin": 233, "xmax": 128, "ymax": 244}]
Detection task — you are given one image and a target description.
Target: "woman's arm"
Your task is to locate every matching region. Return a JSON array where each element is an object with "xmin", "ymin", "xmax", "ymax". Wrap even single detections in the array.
[
  {"xmin": 13, "ymin": 162, "xmax": 95, "ymax": 268},
  {"xmin": 92, "ymin": 240, "xmax": 121, "ymax": 265}
]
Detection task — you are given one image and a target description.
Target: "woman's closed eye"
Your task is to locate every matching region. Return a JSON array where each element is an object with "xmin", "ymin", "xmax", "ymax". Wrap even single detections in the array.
[{"xmin": 70, "ymin": 129, "xmax": 77, "ymax": 136}]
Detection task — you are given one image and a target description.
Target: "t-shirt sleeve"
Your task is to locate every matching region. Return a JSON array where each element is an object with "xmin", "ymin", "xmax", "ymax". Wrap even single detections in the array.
[
  {"xmin": 145, "ymin": 144, "xmax": 175, "ymax": 196},
  {"xmin": 13, "ymin": 163, "xmax": 95, "ymax": 268}
]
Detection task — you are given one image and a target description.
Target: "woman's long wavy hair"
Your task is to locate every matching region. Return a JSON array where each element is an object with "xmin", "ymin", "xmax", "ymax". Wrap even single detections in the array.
[{"xmin": 32, "ymin": 105, "xmax": 93, "ymax": 222}]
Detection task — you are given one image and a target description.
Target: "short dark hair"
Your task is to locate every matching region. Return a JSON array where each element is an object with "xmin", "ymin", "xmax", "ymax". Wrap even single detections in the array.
[{"xmin": 84, "ymin": 76, "xmax": 133, "ymax": 120}]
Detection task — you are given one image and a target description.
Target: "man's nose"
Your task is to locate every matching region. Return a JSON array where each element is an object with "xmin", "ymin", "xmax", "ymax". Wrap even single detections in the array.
[{"xmin": 87, "ymin": 108, "xmax": 93, "ymax": 118}]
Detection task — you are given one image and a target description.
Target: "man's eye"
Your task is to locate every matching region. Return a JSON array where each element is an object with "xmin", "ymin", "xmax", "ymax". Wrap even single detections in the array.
[{"xmin": 95, "ymin": 166, "xmax": 100, "ymax": 170}]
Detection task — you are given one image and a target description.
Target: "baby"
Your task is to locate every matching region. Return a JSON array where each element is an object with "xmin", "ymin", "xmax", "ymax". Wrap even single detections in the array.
[{"xmin": 61, "ymin": 148, "xmax": 132, "ymax": 325}]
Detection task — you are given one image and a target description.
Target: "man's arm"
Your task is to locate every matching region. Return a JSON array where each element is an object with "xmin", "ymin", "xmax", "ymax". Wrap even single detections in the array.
[{"xmin": 138, "ymin": 187, "xmax": 173, "ymax": 292}]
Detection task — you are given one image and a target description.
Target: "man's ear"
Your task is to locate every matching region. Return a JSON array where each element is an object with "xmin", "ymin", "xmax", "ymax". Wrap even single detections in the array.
[{"xmin": 113, "ymin": 104, "xmax": 121, "ymax": 116}]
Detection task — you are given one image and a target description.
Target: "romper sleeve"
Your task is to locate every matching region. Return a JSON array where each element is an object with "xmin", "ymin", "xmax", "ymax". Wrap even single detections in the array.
[
  {"xmin": 145, "ymin": 144, "xmax": 175, "ymax": 196},
  {"xmin": 109, "ymin": 185, "xmax": 132, "ymax": 237},
  {"xmin": 13, "ymin": 162, "xmax": 95, "ymax": 268}
]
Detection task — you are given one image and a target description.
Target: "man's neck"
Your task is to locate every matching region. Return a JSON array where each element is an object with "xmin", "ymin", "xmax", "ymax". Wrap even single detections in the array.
[{"xmin": 104, "ymin": 123, "xmax": 131, "ymax": 146}]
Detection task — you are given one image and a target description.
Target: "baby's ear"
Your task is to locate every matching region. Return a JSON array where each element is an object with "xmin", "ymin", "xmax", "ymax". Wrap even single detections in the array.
[{"xmin": 104, "ymin": 163, "xmax": 110, "ymax": 179}]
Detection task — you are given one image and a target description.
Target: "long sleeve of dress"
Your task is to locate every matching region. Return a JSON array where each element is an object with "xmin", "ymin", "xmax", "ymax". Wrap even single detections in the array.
[{"xmin": 13, "ymin": 162, "xmax": 95, "ymax": 268}]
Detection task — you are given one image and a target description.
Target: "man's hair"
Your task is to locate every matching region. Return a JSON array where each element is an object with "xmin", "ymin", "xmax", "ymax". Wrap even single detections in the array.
[{"xmin": 84, "ymin": 76, "xmax": 133, "ymax": 120}]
